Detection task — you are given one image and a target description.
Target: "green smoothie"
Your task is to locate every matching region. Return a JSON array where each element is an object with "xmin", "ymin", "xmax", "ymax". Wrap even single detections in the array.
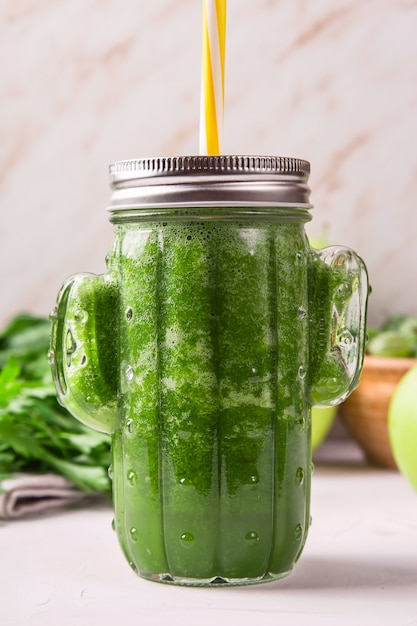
[
  {"xmin": 50, "ymin": 156, "xmax": 368, "ymax": 585},
  {"xmin": 105, "ymin": 217, "xmax": 312, "ymax": 583}
]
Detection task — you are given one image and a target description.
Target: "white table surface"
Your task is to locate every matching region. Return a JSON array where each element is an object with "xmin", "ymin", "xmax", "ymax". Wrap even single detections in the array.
[{"xmin": 2, "ymin": 441, "xmax": 417, "ymax": 626}]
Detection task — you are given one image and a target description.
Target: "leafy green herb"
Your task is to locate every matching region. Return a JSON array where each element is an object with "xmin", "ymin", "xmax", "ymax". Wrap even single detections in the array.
[
  {"xmin": 0, "ymin": 314, "xmax": 112, "ymax": 497},
  {"xmin": 366, "ymin": 315, "xmax": 417, "ymax": 358}
]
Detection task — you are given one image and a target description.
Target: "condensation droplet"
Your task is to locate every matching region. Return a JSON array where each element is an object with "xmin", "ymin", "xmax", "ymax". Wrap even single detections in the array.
[
  {"xmin": 294, "ymin": 524, "xmax": 303, "ymax": 540},
  {"xmin": 125, "ymin": 306, "xmax": 133, "ymax": 321},
  {"xmin": 180, "ymin": 532, "xmax": 195, "ymax": 547},
  {"xmin": 337, "ymin": 283, "xmax": 351, "ymax": 298},
  {"xmin": 108, "ymin": 464, "xmax": 113, "ymax": 480},
  {"xmin": 74, "ymin": 309, "xmax": 88, "ymax": 323},
  {"xmin": 48, "ymin": 349, "xmax": 55, "ymax": 365},
  {"xmin": 111, "ymin": 518, "xmax": 116, "ymax": 532},
  {"xmin": 249, "ymin": 471, "xmax": 259, "ymax": 484},
  {"xmin": 296, "ymin": 467, "xmax": 305, "ymax": 486},
  {"xmin": 81, "ymin": 355, "xmax": 87, "ymax": 366},
  {"xmin": 298, "ymin": 305, "xmax": 307, "ymax": 320},
  {"xmin": 245, "ymin": 531, "xmax": 260, "ymax": 544},
  {"xmin": 338, "ymin": 329, "xmax": 354, "ymax": 347},
  {"xmin": 298, "ymin": 365, "xmax": 307, "ymax": 380},
  {"xmin": 179, "ymin": 476, "xmax": 189, "ymax": 486},
  {"xmin": 130, "ymin": 527, "xmax": 139, "ymax": 542},
  {"xmin": 309, "ymin": 515, "xmax": 313, "ymax": 527},
  {"xmin": 127, "ymin": 469, "xmax": 138, "ymax": 486},
  {"xmin": 126, "ymin": 418, "xmax": 134, "ymax": 433},
  {"xmin": 296, "ymin": 251, "xmax": 303, "ymax": 263},
  {"xmin": 310, "ymin": 461, "xmax": 315, "ymax": 475},
  {"xmin": 49, "ymin": 307, "xmax": 58, "ymax": 321},
  {"xmin": 125, "ymin": 365, "xmax": 134, "ymax": 382}
]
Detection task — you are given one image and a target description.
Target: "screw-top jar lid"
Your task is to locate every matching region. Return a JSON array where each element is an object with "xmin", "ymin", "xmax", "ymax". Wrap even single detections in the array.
[{"xmin": 107, "ymin": 155, "xmax": 312, "ymax": 211}]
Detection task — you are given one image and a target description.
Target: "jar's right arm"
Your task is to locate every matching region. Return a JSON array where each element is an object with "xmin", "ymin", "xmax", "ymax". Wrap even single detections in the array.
[
  {"xmin": 50, "ymin": 273, "xmax": 119, "ymax": 434},
  {"xmin": 308, "ymin": 246, "xmax": 369, "ymax": 407}
]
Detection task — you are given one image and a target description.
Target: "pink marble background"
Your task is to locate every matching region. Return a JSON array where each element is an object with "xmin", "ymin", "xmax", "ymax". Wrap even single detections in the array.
[{"xmin": 1, "ymin": 0, "xmax": 416, "ymax": 326}]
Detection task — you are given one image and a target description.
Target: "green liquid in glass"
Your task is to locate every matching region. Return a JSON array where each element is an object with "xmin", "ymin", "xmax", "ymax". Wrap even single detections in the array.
[
  {"xmin": 110, "ymin": 220, "xmax": 312, "ymax": 584},
  {"xmin": 51, "ymin": 205, "xmax": 367, "ymax": 585}
]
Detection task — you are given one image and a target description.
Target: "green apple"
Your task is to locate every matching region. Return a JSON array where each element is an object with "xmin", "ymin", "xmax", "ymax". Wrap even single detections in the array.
[
  {"xmin": 311, "ymin": 405, "xmax": 338, "ymax": 452},
  {"xmin": 388, "ymin": 363, "xmax": 417, "ymax": 492}
]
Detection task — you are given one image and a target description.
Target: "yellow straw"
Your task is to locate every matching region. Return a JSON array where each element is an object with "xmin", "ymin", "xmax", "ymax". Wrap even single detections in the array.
[{"xmin": 199, "ymin": 0, "xmax": 227, "ymax": 155}]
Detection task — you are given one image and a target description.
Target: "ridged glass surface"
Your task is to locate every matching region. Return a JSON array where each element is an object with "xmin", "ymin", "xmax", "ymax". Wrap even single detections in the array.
[
  {"xmin": 110, "ymin": 219, "xmax": 312, "ymax": 584},
  {"xmin": 50, "ymin": 204, "xmax": 368, "ymax": 586}
]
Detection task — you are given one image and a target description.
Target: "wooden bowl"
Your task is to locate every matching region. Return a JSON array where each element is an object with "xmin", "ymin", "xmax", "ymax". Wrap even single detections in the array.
[{"xmin": 339, "ymin": 354, "xmax": 417, "ymax": 468}]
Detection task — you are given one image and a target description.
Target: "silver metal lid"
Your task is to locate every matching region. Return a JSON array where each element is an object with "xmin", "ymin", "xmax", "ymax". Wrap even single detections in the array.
[{"xmin": 107, "ymin": 155, "xmax": 312, "ymax": 211}]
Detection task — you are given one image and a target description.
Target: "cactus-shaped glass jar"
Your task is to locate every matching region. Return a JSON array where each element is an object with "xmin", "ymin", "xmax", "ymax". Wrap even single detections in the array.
[{"xmin": 50, "ymin": 155, "xmax": 368, "ymax": 586}]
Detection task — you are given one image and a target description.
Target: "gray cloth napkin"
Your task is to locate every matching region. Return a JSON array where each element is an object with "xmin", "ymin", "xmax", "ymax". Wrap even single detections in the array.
[{"xmin": 0, "ymin": 473, "xmax": 93, "ymax": 519}]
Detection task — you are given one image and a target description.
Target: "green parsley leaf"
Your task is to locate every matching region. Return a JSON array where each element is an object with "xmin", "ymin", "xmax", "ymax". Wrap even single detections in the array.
[{"xmin": 0, "ymin": 314, "xmax": 112, "ymax": 498}]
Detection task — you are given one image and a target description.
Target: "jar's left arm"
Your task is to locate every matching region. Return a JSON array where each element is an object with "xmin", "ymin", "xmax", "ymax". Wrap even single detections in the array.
[
  {"xmin": 50, "ymin": 272, "xmax": 119, "ymax": 434},
  {"xmin": 308, "ymin": 246, "xmax": 369, "ymax": 407}
]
